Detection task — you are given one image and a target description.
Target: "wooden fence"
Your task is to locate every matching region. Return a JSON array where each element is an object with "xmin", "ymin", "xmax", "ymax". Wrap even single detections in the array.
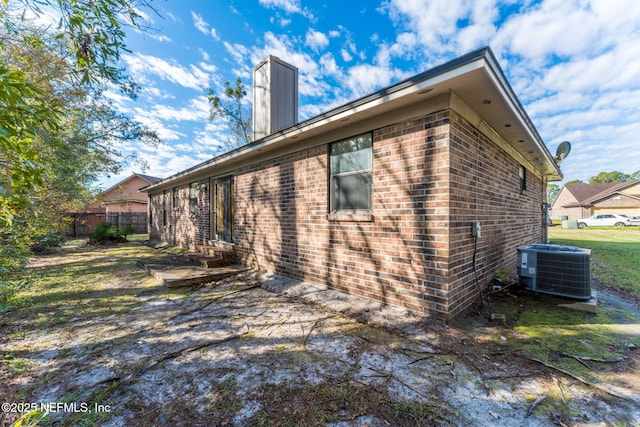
[
  {"xmin": 65, "ymin": 212, "xmax": 148, "ymax": 237},
  {"xmin": 106, "ymin": 212, "xmax": 148, "ymax": 233}
]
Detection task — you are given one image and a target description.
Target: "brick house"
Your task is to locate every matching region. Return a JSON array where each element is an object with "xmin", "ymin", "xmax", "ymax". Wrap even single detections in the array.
[
  {"xmin": 143, "ymin": 47, "xmax": 563, "ymax": 319},
  {"xmin": 63, "ymin": 173, "xmax": 163, "ymax": 236},
  {"xmin": 550, "ymin": 180, "xmax": 640, "ymax": 220},
  {"xmin": 88, "ymin": 173, "xmax": 162, "ymax": 213}
]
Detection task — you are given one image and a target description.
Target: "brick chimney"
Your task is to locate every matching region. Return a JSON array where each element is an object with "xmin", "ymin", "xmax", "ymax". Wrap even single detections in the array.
[{"xmin": 252, "ymin": 56, "xmax": 298, "ymax": 141}]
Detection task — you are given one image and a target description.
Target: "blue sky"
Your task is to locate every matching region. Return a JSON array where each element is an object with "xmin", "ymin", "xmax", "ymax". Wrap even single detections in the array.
[{"xmin": 102, "ymin": 0, "xmax": 640, "ymax": 188}]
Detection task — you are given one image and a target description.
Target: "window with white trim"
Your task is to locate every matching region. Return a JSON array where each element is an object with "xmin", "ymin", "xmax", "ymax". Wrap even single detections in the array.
[{"xmin": 330, "ymin": 133, "xmax": 372, "ymax": 212}]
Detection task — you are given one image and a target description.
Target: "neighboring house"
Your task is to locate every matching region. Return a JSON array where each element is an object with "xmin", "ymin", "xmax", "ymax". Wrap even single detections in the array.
[
  {"xmin": 89, "ymin": 173, "xmax": 162, "ymax": 213},
  {"xmin": 143, "ymin": 48, "xmax": 563, "ymax": 319},
  {"xmin": 550, "ymin": 180, "xmax": 640, "ymax": 220}
]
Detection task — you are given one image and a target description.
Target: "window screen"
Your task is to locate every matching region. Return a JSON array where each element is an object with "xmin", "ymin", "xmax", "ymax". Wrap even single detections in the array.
[{"xmin": 330, "ymin": 133, "xmax": 372, "ymax": 211}]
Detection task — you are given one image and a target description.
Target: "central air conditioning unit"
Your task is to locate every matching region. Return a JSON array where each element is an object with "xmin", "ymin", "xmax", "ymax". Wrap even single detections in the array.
[{"xmin": 517, "ymin": 244, "xmax": 592, "ymax": 300}]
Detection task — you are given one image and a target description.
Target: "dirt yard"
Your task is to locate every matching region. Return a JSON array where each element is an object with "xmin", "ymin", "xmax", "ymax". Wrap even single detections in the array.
[{"xmin": 1, "ymin": 239, "xmax": 639, "ymax": 426}]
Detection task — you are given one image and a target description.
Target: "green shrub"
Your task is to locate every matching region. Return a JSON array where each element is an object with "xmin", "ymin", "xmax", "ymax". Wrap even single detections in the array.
[
  {"xmin": 29, "ymin": 228, "xmax": 65, "ymax": 253},
  {"xmin": 0, "ymin": 229, "xmax": 35, "ymax": 312},
  {"xmin": 88, "ymin": 222, "xmax": 133, "ymax": 245},
  {"xmin": 120, "ymin": 226, "xmax": 135, "ymax": 237},
  {"xmin": 0, "ymin": 277, "xmax": 34, "ymax": 312}
]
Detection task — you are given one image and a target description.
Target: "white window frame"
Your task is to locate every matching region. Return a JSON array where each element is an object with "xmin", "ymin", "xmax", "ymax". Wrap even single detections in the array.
[{"xmin": 329, "ymin": 132, "xmax": 373, "ymax": 213}]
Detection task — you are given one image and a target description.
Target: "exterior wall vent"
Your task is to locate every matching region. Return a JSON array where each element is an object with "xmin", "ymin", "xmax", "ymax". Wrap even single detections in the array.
[
  {"xmin": 252, "ymin": 55, "xmax": 298, "ymax": 141},
  {"xmin": 517, "ymin": 244, "xmax": 591, "ymax": 300}
]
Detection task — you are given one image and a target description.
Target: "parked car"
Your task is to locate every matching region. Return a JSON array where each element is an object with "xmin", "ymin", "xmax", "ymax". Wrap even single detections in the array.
[
  {"xmin": 546, "ymin": 214, "xmax": 554, "ymax": 226},
  {"xmin": 629, "ymin": 216, "xmax": 640, "ymax": 226},
  {"xmin": 577, "ymin": 214, "xmax": 631, "ymax": 228}
]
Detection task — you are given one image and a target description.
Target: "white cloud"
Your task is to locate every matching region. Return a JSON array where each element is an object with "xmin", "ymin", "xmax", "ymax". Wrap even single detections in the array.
[
  {"xmin": 259, "ymin": 0, "xmax": 301, "ymax": 14},
  {"xmin": 456, "ymin": 0, "xmax": 498, "ymax": 52},
  {"xmin": 191, "ymin": 11, "xmax": 209, "ymax": 34},
  {"xmin": 164, "ymin": 11, "xmax": 182, "ymax": 24},
  {"xmin": 538, "ymin": 41, "xmax": 640, "ymax": 95},
  {"xmin": 141, "ymin": 86, "xmax": 175, "ymax": 102},
  {"xmin": 494, "ymin": 0, "xmax": 640, "ymax": 62},
  {"xmin": 383, "ymin": 0, "xmax": 495, "ymax": 56},
  {"xmin": 191, "ymin": 11, "xmax": 221, "ymax": 41},
  {"xmin": 380, "ymin": 32, "xmax": 418, "ymax": 63},
  {"xmin": 142, "ymin": 150, "xmax": 207, "ymax": 179},
  {"xmin": 199, "ymin": 62, "xmax": 218, "ymax": 74},
  {"xmin": 319, "ymin": 53, "xmax": 341, "ymax": 77},
  {"xmin": 279, "ymin": 18, "xmax": 292, "ymax": 27},
  {"xmin": 137, "ymin": 31, "xmax": 171, "ymax": 43},
  {"xmin": 305, "ymin": 29, "xmax": 329, "ymax": 51},
  {"xmin": 495, "ymin": 4, "xmax": 598, "ymax": 59},
  {"xmin": 344, "ymin": 64, "xmax": 402, "ymax": 98},
  {"xmin": 102, "ymin": 89, "xmax": 134, "ymax": 110},
  {"xmin": 7, "ymin": 3, "xmax": 60, "ymax": 28},
  {"xmin": 133, "ymin": 114, "xmax": 185, "ymax": 141},
  {"xmin": 259, "ymin": 0, "xmax": 314, "ymax": 20},
  {"xmin": 124, "ymin": 53, "xmax": 214, "ymax": 90},
  {"xmin": 551, "ymin": 120, "xmax": 640, "ymax": 182},
  {"xmin": 146, "ymin": 96, "xmax": 210, "ymax": 122},
  {"xmin": 117, "ymin": 124, "xmax": 225, "ymax": 180},
  {"xmin": 192, "ymin": 123, "xmax": 232, "ymax": 155},
  {"xmin": 224, "ymin": 41, "xmax": 251, "ymax": 69},
  {"xmin": 340, "ymin": 49, "xmax": 353, "ymax": 62}
]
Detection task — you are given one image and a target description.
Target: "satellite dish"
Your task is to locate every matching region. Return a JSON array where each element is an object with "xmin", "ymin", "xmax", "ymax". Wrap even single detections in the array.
[{"xmin": 554, "ymin": 141, "xmax": 571, "ymax": 165}]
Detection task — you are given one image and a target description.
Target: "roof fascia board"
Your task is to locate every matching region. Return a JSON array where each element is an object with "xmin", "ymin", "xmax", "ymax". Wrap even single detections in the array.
[
  {"xmin": 102, "ymin": 199, "xmax": 147, "ymax": 204},
  {"xmin": 622, "ymin": 193, "xmax": 640, "ymax": 202},
  {"xmin": 582, "ymin": 180, "xmax": 640, "ymax": 204},
  {"xmin": 589, "ymin": 190, "xmax": 640, "ymax": 205},
  {"xmin": 99, "ymin": 173, "xmax": 156, "ymax": 197}
]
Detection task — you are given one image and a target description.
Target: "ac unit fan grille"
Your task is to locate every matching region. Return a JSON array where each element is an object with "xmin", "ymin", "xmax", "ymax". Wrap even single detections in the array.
[{"xmin": 535, "ymin": 252, "xmax": 591, "ymax": 299}]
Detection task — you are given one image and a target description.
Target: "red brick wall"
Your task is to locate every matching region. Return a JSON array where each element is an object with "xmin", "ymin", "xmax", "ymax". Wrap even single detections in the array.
[
  {"xmin": 148, "ymin": 181, "xmax": 210, "ymax": 250},
  {"xmin": 446, "ymin": 111, "xmax": 545, "ymax": 317},
  {"xmin": 149, "ymin": 108, "xmax": 546, "ymax": 319}
]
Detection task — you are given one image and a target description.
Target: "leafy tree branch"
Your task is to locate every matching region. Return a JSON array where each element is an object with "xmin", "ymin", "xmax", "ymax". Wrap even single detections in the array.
[{"xmin": 208, "ymin": 78, "xmax": 252, "ymax": 150}]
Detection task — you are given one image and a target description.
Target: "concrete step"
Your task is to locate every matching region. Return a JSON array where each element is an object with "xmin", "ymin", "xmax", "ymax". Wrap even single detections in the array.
[
  {"xmin": 196, "ymin": 245, "xmax": 235, "ymax": 257},
  {"xmin": 186, "ymin": 254, "xmax": 234, "ymax": 268},
  {"xmin": 205, "ymin": 240, "xmax": 235, "ymax": 251},
  {"xmin": 184, "ymin": 245, "xmax": 237, "ymax": 268},
  {"xmin": 137, "ymin": 257, "xmax": 248, "ymax": 287}
]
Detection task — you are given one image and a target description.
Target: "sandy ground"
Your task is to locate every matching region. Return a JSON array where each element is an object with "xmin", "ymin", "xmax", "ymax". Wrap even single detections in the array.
[{"xmin": 1, "ymin": 241, "xmax": 639, "ymax": 426}]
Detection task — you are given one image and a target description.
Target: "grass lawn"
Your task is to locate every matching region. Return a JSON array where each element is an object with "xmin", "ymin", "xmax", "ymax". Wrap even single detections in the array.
[{"xmin": 547, "ymin": 225, "xmax": 640, "ymax": 299}]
